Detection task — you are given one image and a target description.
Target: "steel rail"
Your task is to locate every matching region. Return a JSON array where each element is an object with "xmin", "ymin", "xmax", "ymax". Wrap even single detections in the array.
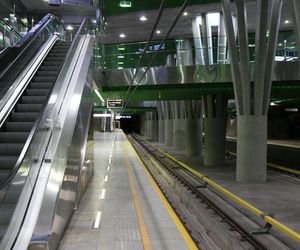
[
  {"xmin": 130, "ymin": 134, "xmax": 267, "ymax": 249},
  {"xmin": 135, "ymin": 134, "xmax": 300, "ymax": 244}
]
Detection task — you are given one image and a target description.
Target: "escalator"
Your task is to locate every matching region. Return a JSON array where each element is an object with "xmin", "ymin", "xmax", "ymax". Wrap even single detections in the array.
[
  {"xmin": 0, "ymin": 15, "xmax": 94, "ymax": 250},
  {"xmin": 0, "ymin": 41, "xmax": 71, "ymax": 186}
]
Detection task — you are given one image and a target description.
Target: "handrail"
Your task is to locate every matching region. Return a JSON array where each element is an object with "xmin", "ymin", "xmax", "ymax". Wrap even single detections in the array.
[
  {"xmin": 0, "ymin": 18, "xmax": 90, "ymax": 190},
  {"xmin": 0, "ymin": 36, "xmax": 59, "ymax": 190},
  {"xmin": 0, "ymin": 14, "xmax": 54, "ymax": 80},
  {"xmin": 136, "ymin": 135, "xmax": 300, "ymax": 244},
  {"xmin": 0, "ymin": 17, "xmax": 22, "ymax": 39}
]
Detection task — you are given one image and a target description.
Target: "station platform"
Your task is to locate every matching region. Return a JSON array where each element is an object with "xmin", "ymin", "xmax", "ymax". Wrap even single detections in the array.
[
  {"xmin": 58, "ymin": 130, "xmax": 196, "ymax": 250},
  {"xmin": 154, "ymin": 142, "xmax": 300, "ymax": 249}
]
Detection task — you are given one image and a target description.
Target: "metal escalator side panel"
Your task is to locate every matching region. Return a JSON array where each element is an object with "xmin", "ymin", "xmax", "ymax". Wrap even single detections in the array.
[
  {"xmin": 13, "ymin": 35, "xmax": 95, "ymax": 250},
  {"xmin": 0, "ymin": 39, "xmax": 71, "ymax": 250}
]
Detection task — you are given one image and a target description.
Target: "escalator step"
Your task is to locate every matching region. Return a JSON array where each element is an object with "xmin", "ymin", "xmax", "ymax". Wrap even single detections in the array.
[
  {"xmin": 0, "ymin": 144, "xmax": 23, "ymax": 155},
  {"xmin": 26, "ymin": 89, "xmax": 49, "ymax": 96},
  {"xmin": 0, "ymin": 170, "xmax": 11, "ymax": 184},
  {"xmin": 29, "ymin": 82, "xmax": 52, "ymax": 89},
  {"xmin": 42, "ymin": 62, "xmax": 61, "ymax": 67},
  {"xmin": 48, "ymin": 52, "xmax": 66, "ymax": 57},
  {"xmin": 36, "ymin": 71, "xmax": 58, "ymax": 77},
  {"xmin": 11, "ymin": 112, "xmax": 39, "ymax": 122},
  {"xmin": 21, "ymin": 96, "xmax": 46, "ymax": 104},
  {"xmin": 15, "ymin": 104, "xmax": 42, "ymax": 112},
  {"xmin": 0, "ymin": 132, "xmax": 29, "ymax": 143},
  {"xmin": 0, "ymin": 225, "xmax": 7, "ymax": 240},
  {"xmin": 0, "ymin": 156, "xmax": 18, "ymax": 169},
  {"xmin": 32, "ymin": 76, "xmax": 56, "ymax": 82},
  {"xmin": 40, "ymin": 66, "xmax": 61, "ymax": 72},
  {"xmin": 0, "ymin": 204, "xmax": 15, "ymax": 225},
  {"xmin": 5, "ymin": 122, "xmax": 34, "ymax": 132}
]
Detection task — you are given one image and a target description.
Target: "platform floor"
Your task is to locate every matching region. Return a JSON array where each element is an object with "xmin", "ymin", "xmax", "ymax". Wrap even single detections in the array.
[
  {"xmin": 58, "ymin": 130, "xmax": 195, "ymax": 250},
  {"xmin": 156, "ymin": 143, "xmax": 300, "ymax": 249}
]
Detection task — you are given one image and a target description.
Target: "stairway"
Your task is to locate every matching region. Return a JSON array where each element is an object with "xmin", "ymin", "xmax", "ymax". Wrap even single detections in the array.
[{"xmin": 0, "ymin": 40, "xmax": 70, "ymax": 241}]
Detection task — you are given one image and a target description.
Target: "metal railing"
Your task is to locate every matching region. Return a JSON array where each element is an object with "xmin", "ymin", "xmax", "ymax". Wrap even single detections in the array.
[{"xmin": 94, "ymin": 35, "xmax": 298, "ymax": 70}]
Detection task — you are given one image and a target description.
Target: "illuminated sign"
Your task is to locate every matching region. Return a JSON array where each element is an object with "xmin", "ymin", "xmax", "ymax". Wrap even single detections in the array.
[
  {"xmin": 48, "ymin": 0, "xmax": 61, "ymax": 6},
  {"xmin": 107, "ymin": 100, "xmax": 123, "ymax": 108}
]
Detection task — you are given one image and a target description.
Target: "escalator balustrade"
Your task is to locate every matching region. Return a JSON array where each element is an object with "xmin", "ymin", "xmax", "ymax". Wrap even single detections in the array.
[{"xmin": 0, "ymin": 40, "xmax": 71, "ymax": 186}]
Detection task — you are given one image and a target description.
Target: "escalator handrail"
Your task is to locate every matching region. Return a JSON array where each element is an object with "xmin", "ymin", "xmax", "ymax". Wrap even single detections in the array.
[
  {"xmin": 0, "ymin": 14, "xmax": 62, "ymax": 80},
  {"xmin": 0, "ymin": 19, "xmax": 90, "ymax": 190},
  {"xmin": 0, "ymin": 17, "xmax": 23, "ymax": 40},
  {"xmin": 0, "ymin": 36, "xmax": 60, "ymax": 190}
]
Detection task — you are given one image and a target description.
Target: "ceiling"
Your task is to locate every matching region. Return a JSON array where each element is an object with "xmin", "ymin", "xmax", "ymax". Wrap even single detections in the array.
[
  {"xmin": 0, "ymin": 0, "xmax": 295, "ymax": 44},
  {"xmin": 104, "ymin": 0, "xmax": 294, "ymax": 44}
]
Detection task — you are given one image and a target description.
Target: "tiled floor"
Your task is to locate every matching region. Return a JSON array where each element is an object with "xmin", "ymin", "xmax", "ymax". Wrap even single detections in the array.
[{"xmin": 58, "ymin": 130, "xmax": 191, "ymax": 250}]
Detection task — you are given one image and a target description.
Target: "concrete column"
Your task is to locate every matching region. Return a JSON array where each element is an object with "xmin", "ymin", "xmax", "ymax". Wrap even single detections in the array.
[
  {"xmin": 237, "ymin": 115, "xmax": 267, "ymax": 182},
  {"xmin": 150, "ymin": 119, "xmax": 159, "ymax": 141},
  {"xmin": 186, "ymin": 118, "xmax": 202, "ymax": 157},
  {"xmin": 158, "ymin": 119, "xmax": 165, "ymax": 143},
  {"xmin": 146, "ymin": 118, "xmax": 151, "ymax": 139},
  {"xmin": 165, "ymin": 119, "xmax": 174, "ymax": 147},
  {"xmin": 173, "ymin": 118, "xmax": 186, "ymax": 151},
  {"xmin": 222, "ymin": 0, "xmax": 282, "ymax": 182},
  {"xmin": 204, "ymin": 117, "xmax": 226, "ymax": 166}
]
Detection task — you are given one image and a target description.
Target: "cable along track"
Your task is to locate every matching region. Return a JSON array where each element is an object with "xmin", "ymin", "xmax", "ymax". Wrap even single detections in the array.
[{"xmin": 128, "ymin": 134, "xmax": 290, "ymax": 250}]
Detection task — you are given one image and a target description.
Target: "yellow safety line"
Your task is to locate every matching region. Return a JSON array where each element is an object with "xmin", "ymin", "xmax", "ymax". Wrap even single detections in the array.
[
  {"xmin": 137, "ymin": 136, "xmax": 300, "ymax": 244},
  {"xmin": 127, "ymin": 137, "xmax": 199, "ymax": 250},
  {"xmin": 123, "ymin": 147, "xmax": 152, "ymax": 250}
]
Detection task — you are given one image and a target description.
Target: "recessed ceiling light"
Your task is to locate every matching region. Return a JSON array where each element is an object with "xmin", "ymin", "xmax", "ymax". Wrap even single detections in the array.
[
  {"xmin": 156, "ymin": 30, "xmax": 161, "ymax": 34},
  {"xmin": 66, "ymin": 25, "xmax": 74, "ymax": 31},
  {"xmin": 183, "ymin": 12, "xmax": 188, "ymax": 16},
  {"xmin": 119, "ymin": 33, "xmax": 126, "ymax": 38},
  {"xmin": 139, "ymin": 16, "xmax": 147, "ymax": 22},
  {"xmin": 284, "ymin": 19, "xmax": 291, "ymax": 24}
]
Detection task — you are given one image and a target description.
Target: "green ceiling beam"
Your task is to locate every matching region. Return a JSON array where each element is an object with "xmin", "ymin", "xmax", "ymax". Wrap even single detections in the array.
[
  {"xmin": 100, "ymin": 81, "xmax": 300, "ymax": 101},
  {"xmin": 93, "ymin": 106, "xmax": 157, "ymax": 114}
]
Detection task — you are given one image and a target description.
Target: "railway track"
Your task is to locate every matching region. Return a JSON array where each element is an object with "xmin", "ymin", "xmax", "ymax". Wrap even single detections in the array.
[{"xmin": 129, "ymin": 134, "xmax": 290, "ymax": 250}]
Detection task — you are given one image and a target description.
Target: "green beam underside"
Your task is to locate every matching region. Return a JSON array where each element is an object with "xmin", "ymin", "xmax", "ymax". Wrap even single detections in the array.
[
  {"xmin": 93, "ymin": 106, "xmax": 157, "ymax": 114},
  {"xmin": 100, "ymin": 81, "xmax": 300, "ymax": 101},
  {"xmin": 101, "ymin": 83, "xmax": 233, "ymax": 101}
]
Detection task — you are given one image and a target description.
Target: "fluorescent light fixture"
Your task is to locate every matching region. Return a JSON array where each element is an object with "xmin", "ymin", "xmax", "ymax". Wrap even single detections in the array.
[
  {"xmin": 107, "ymin": 166, "xmax": 111, "ymax": 171},
  {"xmin": 66, "ymin": 25, "xmax": 73, "ymax": 31},
  {"xmin": 285, "ymin": 108, "xmax": 298, "ymax": 112},
  {"xmin": 156, "ymin": 30, "xmax": 161, "ymax": 34},
  {"xmin": 4, "ymin": 18, "xmax": 9, "ymax": 21},
  {"xmin": 139, "ymin": 16, "xmax": 147, "ymax": 22},
  {"xmin": 92, "ymin": 19, "xmax": 97, "ymax": 24},
  {"xmin": 118, "ymin": 47, "xmax": 125, "ymax": 51},
  {"xmin": 99, "ymin": 189, "xmax": 106, "ymax": 199},
  {"xmin": 118, "ymin": 67, "xmax": 124, "ymax": 69},
  {"xmin": 284, "ymin": 19, "xmax": 291, "ymax": 24},
  {"xmin": 119, "ymin": 33, "xmax": 126, "ymax": 38},
  {"xmin": 94, "ymin": 89, "xmax": 105, "ymax": 102},
  {"xmin": 118, "ymin": 55, "xmax": 125, "ymax": 59},
  {"xmin": 119, "ymin": 0, "xmax": 132, "ymax": 7},
  {"xmin": 92, "ymin": 211, "xmax": 102, "ymax": 229},
  {"xmin": 93, "ymin": 114, "xmax": 112, "ymax": 118},
  {"xmin": 183, "ymin": 12, "xmax": 188, "ymax": 16},
  {"xmin": 118, "ymin": 61, "xmax": 124, "ymax": 65}
]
